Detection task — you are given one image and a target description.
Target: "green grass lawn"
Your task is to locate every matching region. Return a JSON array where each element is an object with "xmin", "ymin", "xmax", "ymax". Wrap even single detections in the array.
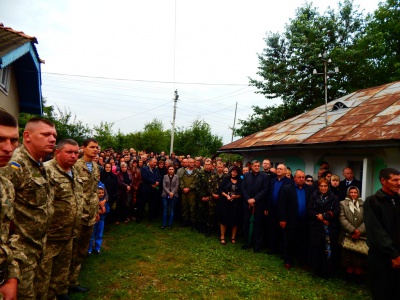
[{"xmin": 71, "ymin": 221, "xmax": 371, "ymax": 300}]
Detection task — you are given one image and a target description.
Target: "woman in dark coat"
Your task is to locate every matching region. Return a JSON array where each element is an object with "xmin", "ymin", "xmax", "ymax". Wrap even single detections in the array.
[
  {"xmin": 100, "ymin": 163, "xmax": 118, "ymax": 222},
  {"xmin": 308, "ymin": 178, "xmax": 340, "ymax": 278},
  {"xmin": 218, "ymin": 166, "xmax": 242, "ymax": 245},
  {"xmin": 116, "ymin": 162, "xmax": 133, "ymax": 224}
]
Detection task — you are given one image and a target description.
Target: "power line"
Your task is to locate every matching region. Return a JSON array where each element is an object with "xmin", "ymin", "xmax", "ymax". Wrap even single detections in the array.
[{"xmin": 42, "ymin": 71, "xmax": 249, "ymax": 86}]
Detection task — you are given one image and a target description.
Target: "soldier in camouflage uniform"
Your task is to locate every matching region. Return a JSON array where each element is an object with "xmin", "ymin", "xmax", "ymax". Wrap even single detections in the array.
[
  {"xmin": 196, "ymin": 158, "xmax": 220, "ymax": 236},
  {"xmin": 0, "ymin": 117, "xmax": 57, "ymax": 299},
  {"xmin": 0, "ymin": 110, "xmax": 21, "ymax": 300},
  {"xmin": 68, "ymin": 138, "xmax": 100, "ymax": 293},
  {"xmin": 36, "ymin": 139, "xmax": 83, "ymax": 300},
  {"xmin": 179, "ymin": 158, "xmax": 198, "ymax": 228}
]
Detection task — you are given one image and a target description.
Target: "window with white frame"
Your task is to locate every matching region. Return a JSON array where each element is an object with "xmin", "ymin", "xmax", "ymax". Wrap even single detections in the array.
[{"xmin": 0, "ymin": 66, "xmax": 11, "ymax": 94}]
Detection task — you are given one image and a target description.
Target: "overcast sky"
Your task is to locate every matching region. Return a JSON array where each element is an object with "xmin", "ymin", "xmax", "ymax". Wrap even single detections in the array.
[{"xmin": 1, "ymin": 0, "xmax": 381, "ymax": 147}]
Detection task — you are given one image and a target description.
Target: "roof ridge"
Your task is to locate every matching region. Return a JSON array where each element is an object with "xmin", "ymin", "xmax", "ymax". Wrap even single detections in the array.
[{"xmin": 0, "ymin": 23, "xmax": 38, "ymax": 44}]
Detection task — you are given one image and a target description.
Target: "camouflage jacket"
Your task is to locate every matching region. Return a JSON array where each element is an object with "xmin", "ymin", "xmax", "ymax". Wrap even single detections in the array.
[
  {"xmin": 196, "ymin": 169, "xmax": 219, "ymax": 199},
  {"xmin": 0, "ymin": 145, "xmax": 53, "ymax": 269},
  {"xmin": 179, "ymin": 168, "xmax": 199, "ymax": 191},
  {"xmin": 74, "ymin": 158, "xmax": 100, "ymax": 226},
  {"xmin": 0, "ymin": 176, "xmax": 20, "ymax": 281},
  {"xmin": 44, "ymin": 158, "xmax": 84, "ymax": 241}
]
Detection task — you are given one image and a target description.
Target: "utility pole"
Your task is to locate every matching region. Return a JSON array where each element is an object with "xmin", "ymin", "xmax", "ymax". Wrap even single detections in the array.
[
  {"xmin": 231, "ymin": 102, "xmax": 238, "ymax": 143},
  {"xmin": 170, "ymin": 89, "xmax": 179, "ymax": 155}
]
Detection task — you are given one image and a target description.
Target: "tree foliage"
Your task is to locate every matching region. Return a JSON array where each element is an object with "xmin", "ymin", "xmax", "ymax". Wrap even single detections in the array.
[
  {"xmin": 19, "ymin": 101, "xmax": 92, "ymax": 145},
  {"xmin": 174, "ymin": 119, "xmax": 223, "ymax": 157},
  {"xmin": 238, "ymin": 0, "xmax": 399, "ymax": 137}
]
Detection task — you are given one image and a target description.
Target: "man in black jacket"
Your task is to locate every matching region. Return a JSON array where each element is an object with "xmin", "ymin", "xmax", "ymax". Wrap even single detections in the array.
[
  {"xmin": 266, "ymin": 164, "xmax": 292, "ymax": 254},
  {"xmin": 338, "ymin": 167, "xmax": 362, "ymax": 201},
  {"xmin": 241, "ymin": 160, "xmax": 269, "ymax": 252},
  {"xmin": 279, "ymin": 170, "xmax": 311, "ymax": 269},
  {"xmin": 364, "ymin": 168, "xmax": 400, "ymax": 300}
]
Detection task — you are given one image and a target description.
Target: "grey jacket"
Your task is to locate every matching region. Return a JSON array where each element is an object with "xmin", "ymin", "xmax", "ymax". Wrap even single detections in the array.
[
  {"xmin": 339, "ymin": 198, "xmax": 366, "ymax": 244},
  {"xmin": 162, "ymin": 174, "xmax": 179, "ymax": 198}
]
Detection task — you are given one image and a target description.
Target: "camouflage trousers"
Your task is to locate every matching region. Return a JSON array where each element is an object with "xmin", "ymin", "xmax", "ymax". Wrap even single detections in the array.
[
  {"xmin": 68, "ymin": 224, "xmax": 94, "ymax": 287},
  {"xmin": 198, "ymin": 198, "xmax": 217, "ymax": 227},
  {"xmin": 181, "ymin": 191, "xmax": 197, "ymax": 223},
  {"xmin": 36, "ymin": 238, "xmax": 73, "ymax": 299},
  {"xmin": 17, "ymin": 264, "xmax": 38, "ymax": 300}
]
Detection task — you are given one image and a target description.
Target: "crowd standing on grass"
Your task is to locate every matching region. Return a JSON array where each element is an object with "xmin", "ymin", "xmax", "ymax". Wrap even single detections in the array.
[{"xmin": 0, "ymin": 111, "xmax": 399, "ymax": 299}]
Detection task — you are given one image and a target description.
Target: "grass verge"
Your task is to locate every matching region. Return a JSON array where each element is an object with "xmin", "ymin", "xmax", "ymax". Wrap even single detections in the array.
[{"xmin": 70, "ymin": 221, "xmax": 371, "ymax": 300}]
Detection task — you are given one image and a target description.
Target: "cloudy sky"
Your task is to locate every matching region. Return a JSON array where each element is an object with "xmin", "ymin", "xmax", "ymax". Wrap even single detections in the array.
[{"xmin": 1, "ymin": 0, "xmax": 381, "ymax": 146}]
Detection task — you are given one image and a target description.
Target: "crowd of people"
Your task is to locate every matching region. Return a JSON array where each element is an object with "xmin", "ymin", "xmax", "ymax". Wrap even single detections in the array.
[{"xmin": 0, "ymin": 110, "xmax": 399, "ymax": 299}]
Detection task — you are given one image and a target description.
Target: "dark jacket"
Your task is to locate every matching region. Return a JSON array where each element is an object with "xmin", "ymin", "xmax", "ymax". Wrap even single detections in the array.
[
  {"xmin": 279, "ymin": 183, "xmax": 312, "ymax": 230},
  {"xmin": 364, "ymin": 189, "xmax": 400, "ymax": 260},
  {"xmin": 266, "ymin": 176, "xmax": 292, "ymax": 212},
  {"xmin": 100, "ymin": 170, "xmax": 118, "ymax": 200},
  {"xmin": 140, "ymin": 165, "xmax": 162, "ymax": 194},
  {"xmin": 242, "ymin": 171, "xmax": 269, "ymax": 214},
  {"xmin": 308, "ymin": 189, "xmax": 340, "ymax": 246}
]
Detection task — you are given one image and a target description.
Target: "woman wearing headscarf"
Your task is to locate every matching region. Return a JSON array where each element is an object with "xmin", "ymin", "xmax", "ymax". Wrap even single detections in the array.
[
  {"xmin": 218, "ymin": 166, "xmax": 242, "ymax": 245},
  {"xmin": 339, "ymin": 186, "xmax": 367, "ymax": 281},
  {"xmin": 100, "ymin": 163, "xmax": 118, "ymax": 222},
  {"xmin": 116, "ymin": 162, "xmax": 133, "ymax": 224},
  {"xmin": 308, "ymin": 178, "xmax": 340, "ymax": 277}
]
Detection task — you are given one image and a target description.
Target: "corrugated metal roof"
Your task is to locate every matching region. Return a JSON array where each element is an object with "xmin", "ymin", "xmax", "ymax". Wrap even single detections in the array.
[
  {"xmin": 0, "ymin": 23, "xmax": 38, "ymax": 59},
  {"xmin": 219, "ymin": 81, "xmax": 400, "ymax": 152}
]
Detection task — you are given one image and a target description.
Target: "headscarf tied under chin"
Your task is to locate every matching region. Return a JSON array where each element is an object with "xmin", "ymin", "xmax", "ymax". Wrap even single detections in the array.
[{"xmin": 346, "ymin": 186, "xmax": 362, "ymax": 214}]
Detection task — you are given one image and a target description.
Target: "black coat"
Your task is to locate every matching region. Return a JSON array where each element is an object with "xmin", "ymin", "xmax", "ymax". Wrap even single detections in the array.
[
  {"xmin": 279, "ymin": 183, "xmax": 312, "ymax": 230},
  {"xmin": 308, "ymin": 190, "xmax": 340, "ymax": 246},
  {"xmin": 241, "ymin": 171, "xmax": 269, "ymax": 217},
  {"xmin": 364, "ymin": 189, "xmax": 400, "ymax": 260},
  {"xmin": 338, "ymin": 178, "xmax": 362, "ymax": 201},
  {"xmin": 100, "ymin": 170, "xmax": 118, "ymax": 201}
]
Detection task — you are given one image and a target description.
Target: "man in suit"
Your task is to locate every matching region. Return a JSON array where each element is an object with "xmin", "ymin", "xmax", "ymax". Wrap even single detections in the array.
[
  {"xmin": 279, "ymin": 169, "xmax": 311, "ymax": 269},
  {"xmin": 140, "ymin": 157, "xmax": 162, "ymax": 221},
  {"xmin": 266, "ymin": 164, "xmax": 292, "ymax": 254},
  {"xmin": 241, "ymin": 160, "xmax": 269, "ymax": 252},
  {"xmin": 338, "ymin": 167, "xmax": 362, "ymax": 201}
]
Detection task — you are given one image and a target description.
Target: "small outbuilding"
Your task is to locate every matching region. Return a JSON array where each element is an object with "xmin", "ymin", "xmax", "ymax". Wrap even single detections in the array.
[
  {"xmin": 218, "ymin": 81, "xmax": 400, "ymax": 197},
  {"xmin": 0, "ymin": 23, "xmax": 44, "ymax": 118}
]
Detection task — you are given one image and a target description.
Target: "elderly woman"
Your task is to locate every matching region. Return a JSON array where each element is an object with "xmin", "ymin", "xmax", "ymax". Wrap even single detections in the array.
[
  {"xmin": 161, "ymin": 166, "xmax": 179, "ymax": 229},
  {"xmin": 218, "ymin": 166, "xmax": 242, "ymax": 245},
  {"xmin": 308, "ymin": 178, "xmax": 340, "ymax": 278},
  {"xmin": 339, "ymin": 186, "xmax": 367, "ymax": 281},
  {"xmin": 116, "ymin": 162, "xmax": 133, "ymax": 224}
]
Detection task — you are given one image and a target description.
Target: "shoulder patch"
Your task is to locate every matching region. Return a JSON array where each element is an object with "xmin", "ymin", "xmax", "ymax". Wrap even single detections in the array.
[{"xmin": 9, "ymin": 162, "xmax": 20, "ymax": 170}]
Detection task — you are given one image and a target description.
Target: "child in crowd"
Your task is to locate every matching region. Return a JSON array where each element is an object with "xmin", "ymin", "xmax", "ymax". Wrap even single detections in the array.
[
  {"xmin": 330, "ymin": 174, "xmax": 341, "ymax": 198},
  {"xmin": 88, "ymin": 182, "xmax": 108, "ymax": 254}
]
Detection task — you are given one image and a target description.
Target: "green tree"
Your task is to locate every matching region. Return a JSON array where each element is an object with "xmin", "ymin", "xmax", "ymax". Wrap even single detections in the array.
[
  {"xmin": 174, "ymin": 119, "xmax": 223, "ymax": 157},
  {"xmin": 127, "ymin": 119, "xmax": 170, "ymax": 154},
  {"xmin": 93, "ymin": 121, "xmax": 117, "ymax": 150},
  {"xmin": 239, "ymin": 0, "xmax": 368, "ymax": 136},
  {"xmin": 19, "ymin": 101, "xmax": 92, "ymax": 145},
  {"xmin": 355, "ymin": 0, "xmax": 400, "ymax": 84}
]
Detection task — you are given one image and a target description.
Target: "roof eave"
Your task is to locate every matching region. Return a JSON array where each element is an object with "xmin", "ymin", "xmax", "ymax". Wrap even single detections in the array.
[{"xmin": 217, "ymin": 140, "xmax": 400, "ymax": 153}]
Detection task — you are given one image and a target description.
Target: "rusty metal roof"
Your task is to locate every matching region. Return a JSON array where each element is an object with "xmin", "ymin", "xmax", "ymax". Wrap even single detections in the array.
[{"xmin": 219, "ymin": 81, "xmax": 400, "ymax": 152}]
